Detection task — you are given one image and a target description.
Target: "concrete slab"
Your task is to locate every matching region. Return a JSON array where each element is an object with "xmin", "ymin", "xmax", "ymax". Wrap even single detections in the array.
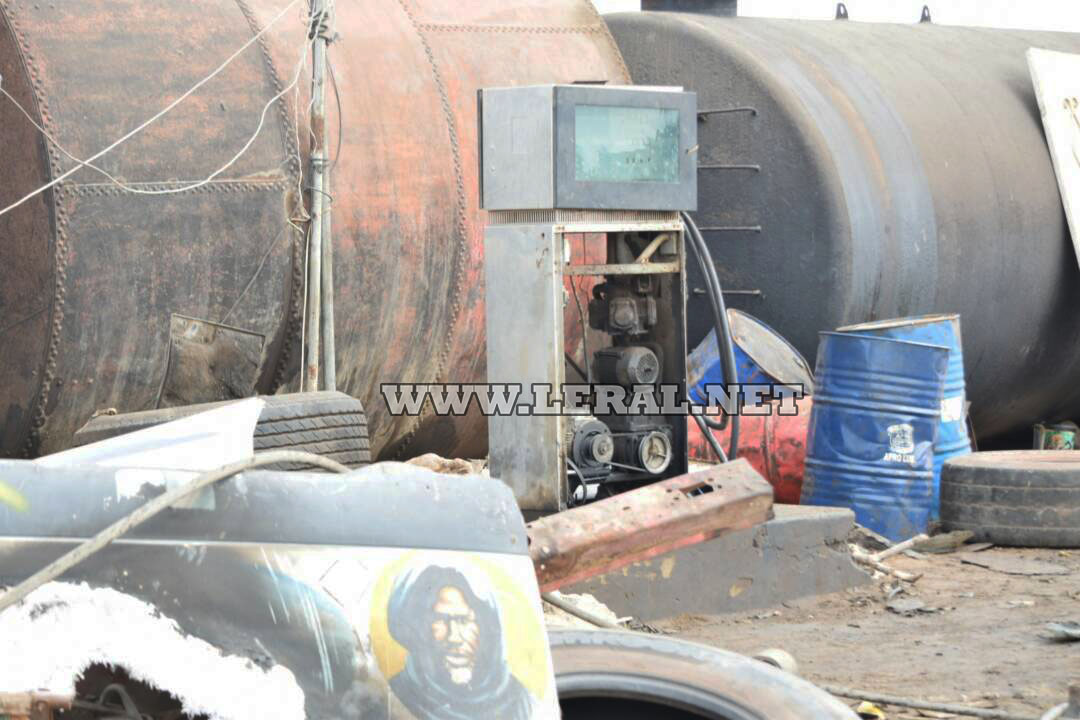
[{"xmin": 565, "ymin": 504, "xmax": 871, "ymax": 621}]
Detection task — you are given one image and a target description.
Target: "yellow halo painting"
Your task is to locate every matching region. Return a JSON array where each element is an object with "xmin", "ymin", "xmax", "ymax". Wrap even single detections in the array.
[{"xmin": 369, "ymin": 552, "xmax": 551, "ymax": 720}]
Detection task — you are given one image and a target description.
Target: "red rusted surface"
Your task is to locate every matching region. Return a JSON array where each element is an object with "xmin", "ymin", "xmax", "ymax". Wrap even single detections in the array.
[
  {"xmin": 527, "ymin": 459, "xmax": 773, "ymax": 592},
  {"xmin": 254, "ymin": 0, "xmax": 629, "ymax": 459},
  {"xmin": 687, "ymin": 397, "xmax": 812, "ymax": 504},
  {"xmin": 0, "ymin": 0, "xmax": 628, "ymax": 458}
]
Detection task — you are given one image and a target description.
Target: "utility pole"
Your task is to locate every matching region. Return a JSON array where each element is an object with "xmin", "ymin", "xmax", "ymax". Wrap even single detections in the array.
[{"xmin": 304, "ymin": 0, "xmax": 335, "ymax": 391}]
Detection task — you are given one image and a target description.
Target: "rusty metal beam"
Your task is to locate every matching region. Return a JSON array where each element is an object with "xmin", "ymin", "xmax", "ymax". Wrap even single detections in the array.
[
  {"xmin": 527, "ymin": 459, "xmax": 774, "ymax": 592},
  {"xmin": 563, "ymin": 261, "xmax": 681, "ymax": 276}
]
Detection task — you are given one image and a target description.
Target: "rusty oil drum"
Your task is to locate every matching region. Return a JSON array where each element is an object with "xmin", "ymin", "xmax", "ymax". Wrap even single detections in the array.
[
  {"xmin": 686, "ymin": 397, "xmax": 811, "ymax": 505},
  {"xmin": 0, "ymin": 0, "xmax": 627, "ymax": 459}
]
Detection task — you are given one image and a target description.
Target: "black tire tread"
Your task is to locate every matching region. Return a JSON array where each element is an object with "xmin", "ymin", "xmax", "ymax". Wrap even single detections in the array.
[
  {"xmin": 548, "ymin": 630, "xmax": 856, "ymax": 720},
  {"xmin": 72, "ymin": 391, "xmax": 371, "ymax": 469},
  {"xmin": 254, "ymin": 424, "xmax": 368, "ymax": 447},
  {"xmin": 254, "ymin": 414, "xmax": 368, "ymax": 438},
  {"xmin": 940, "ymin": 451, "xmax": 1080, "ymax": 547}
]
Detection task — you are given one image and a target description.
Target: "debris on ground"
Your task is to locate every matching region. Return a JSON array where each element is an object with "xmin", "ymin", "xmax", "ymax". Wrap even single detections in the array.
[
  {"xmin": 657, "ymin": 548, "xmax": 1080, "ymax": 718},
  {"xmin": 851, "ymin": 545, "xmax": 923, "ymax": 583},
  {"xmin": 849, "ymin": 524, "xmax": 894, "ymax": 554},
  {"xmin": 963, "ymin": 543, "xmax": 995, "ymax": 554},
  {"xmin": 913, "ymin": 531, "xmax": 975, "ymax": 554},
  {"xmin": 543, "ymin": 591, "xmax": 622, "ymax": 629},
  {"xmin": 404, "ymin": 453, "xmax": 485, "ymax": 475},
  {"xmin": 541, "ymin": 591, "xmax": 665, "ymax": 633},
  {"xmin": 1043, "ymin": 621, "xmax": 1080, "ymax": 642},
  {"xmin": 855, "ymin": 700, "xmax": 888, "ymax": 718},
  {"xmin": 885, "ymin": 597, "xmax": 938, "ymax": 616},
  {"xmin": 958, "ymin": 554, "xmax": 1071, "ymax": 576},
  {"xmin": 826, "ymin": 684, "xmax": 1040, "ymax": 720},
  {"xmin": 752, "ymin": 647, "xmax": 799, "ymax": 674}
]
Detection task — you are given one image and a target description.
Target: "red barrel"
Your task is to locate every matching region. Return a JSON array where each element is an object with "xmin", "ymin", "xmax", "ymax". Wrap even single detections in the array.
[{"xmin": 686, "ymin": 397, "xmax": 812, "ymax": 504}]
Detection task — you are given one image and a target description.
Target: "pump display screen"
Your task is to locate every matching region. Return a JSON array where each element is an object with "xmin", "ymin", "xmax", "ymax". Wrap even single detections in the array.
[{"xmin": 574, "ymin": 105, "xmax": 680, "ymax": 183}]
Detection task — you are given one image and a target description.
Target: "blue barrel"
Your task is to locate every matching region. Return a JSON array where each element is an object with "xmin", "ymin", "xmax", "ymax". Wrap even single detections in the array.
[
  {"xmin": 837, "ymin": 314, "xmax": 972, "ymax": 520},
  {"xmin": 801, "ymin": 332, "xmax": 949, "ymax": 541},
  {"xmin": 687, "ymin": 309, "xmax": 814, "ymax": 404}
]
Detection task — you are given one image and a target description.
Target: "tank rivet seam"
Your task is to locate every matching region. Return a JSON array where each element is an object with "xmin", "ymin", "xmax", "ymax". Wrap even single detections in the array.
[
  {"xmin": 3, "ymin": 0, "xmax": 68, "ymax": 457},
  {"xmin": 233, "ymin": 0, "xmax": 305, "ymax": 390},
  {"xmin": 394, "ymin": 0, "xmax": 472, "ymax": 457}
]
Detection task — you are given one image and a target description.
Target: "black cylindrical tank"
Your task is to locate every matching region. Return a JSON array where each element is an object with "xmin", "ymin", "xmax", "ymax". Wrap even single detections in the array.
[{"xmin": 606, "ymin": 11, "xmax": 1080, "ymax": 441}]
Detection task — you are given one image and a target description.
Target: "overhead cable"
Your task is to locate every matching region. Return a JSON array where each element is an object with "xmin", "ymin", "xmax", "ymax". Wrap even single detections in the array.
[{"xmin": 0, "ymin": 0, "xmax": 303, "ymax": 218}]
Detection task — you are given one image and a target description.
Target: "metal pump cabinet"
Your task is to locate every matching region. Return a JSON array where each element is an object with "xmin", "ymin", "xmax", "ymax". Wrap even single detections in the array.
[{"xmin": 479, "ymin": 84, "xmax": 698, "ymax": 513}]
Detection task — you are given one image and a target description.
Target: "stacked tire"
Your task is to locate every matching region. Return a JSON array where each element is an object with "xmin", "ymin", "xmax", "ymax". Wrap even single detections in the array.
[
  {"xmin": 72, "ymin": 391, "xmax": 370, "ymax": 471},
  {"xmin": 940, "ymin": 451, "xmax": 1080, "ymax": 547}
]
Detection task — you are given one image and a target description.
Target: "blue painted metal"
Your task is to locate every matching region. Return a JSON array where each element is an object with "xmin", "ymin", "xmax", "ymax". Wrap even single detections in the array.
[
  {"xmin": 801, "ymin": 332, "xmax": 948, "ymax": 541},
  {"xmin": 687, "ymin": 309, "xmax": 814, "ymax": 403},
  {"xmin": 838, "ymin": 314, "xmax": 972, "ymax": 520}
]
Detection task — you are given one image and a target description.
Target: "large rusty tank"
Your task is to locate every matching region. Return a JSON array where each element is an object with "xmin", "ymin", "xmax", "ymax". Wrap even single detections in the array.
[
  {"xmin": 0, "ymin": 0, "xmax": 628, "ymax": 458},
  {"xmin": 607, "ymin": 10, "xmax": 1080, "ymax": 443}
]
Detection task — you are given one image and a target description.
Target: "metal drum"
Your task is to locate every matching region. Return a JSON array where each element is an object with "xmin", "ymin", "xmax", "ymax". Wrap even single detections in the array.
[
  {"xmin": 837, "ymin": 314, "xmax": 972, "ymax": 520},
  {"xmin": 686, "ymin": 396, "xmax": 812, "ymax": 504},
  {"xmin": 687, "ymin": 309, "xmax": 814, "ymax": 404},
  {"xmin": 801, "ymin": 332, "xmax": 948, "ymax": 541}
]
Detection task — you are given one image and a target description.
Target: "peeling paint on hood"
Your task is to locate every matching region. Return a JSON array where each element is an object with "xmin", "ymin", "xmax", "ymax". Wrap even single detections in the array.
[{"xmin": 0, "ymin": 582, "xmax": 305, "ymax": 720}]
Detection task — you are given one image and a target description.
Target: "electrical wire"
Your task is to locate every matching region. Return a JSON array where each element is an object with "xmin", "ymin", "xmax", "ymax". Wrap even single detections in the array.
[
  {"xmin": 688, "ymin": 214, "xmax": 740, "ymax": 457},
  {"xmin": 570, "ymin": 275, "xmax": 593, "ymax": 384},
  {"xmin": 684, "ymin": 214, "xmax": 732, "ymax": 431},
  {"xmin": 693, "ymin": 412, "xmax": 728, "ymax": 463},
  {"xmin": 0, "ymin": 0, "xmax": 304, "ymax": 218},
  {"xmin": 564, "ymin": 352, "xmax": 588, "ymax": 382},
  {"xmin": 0, "ymin": 16, "xmax": 310, "ymax": 197},
  {"xmin": 0, "ymin": 450, "xmax": 349, "ymax": 614},
  {"xmin": 328, "ymin": 58, "xmax": 343, "ymax": 171},
  {"xmin": 682, "ymin": 211, "xmax": 740, "ymax": 460}
]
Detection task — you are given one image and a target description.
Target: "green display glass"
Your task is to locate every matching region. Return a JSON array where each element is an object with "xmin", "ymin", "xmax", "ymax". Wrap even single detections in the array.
[{"xmin": 574, "ymin": 104, "xmax": 680, "ymax": 183}]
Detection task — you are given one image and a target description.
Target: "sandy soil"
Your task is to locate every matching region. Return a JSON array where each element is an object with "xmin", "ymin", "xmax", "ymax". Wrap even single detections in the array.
[{"xmin": 657, "ymin": 547, "xmax": 1080, "ymax": 718}]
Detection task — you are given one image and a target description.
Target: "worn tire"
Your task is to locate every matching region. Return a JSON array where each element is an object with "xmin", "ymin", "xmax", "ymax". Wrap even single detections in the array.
[
  {"xmin": 940, "ymin": 451, "xmax": 1080, "ymax": 547},
  {"xmin": 549, "ymin": 630, "xmax": 857, "ymax": 720},
  {"xmin": 72, "ymin": 391, "xmax": 370, "ymax": 470}
]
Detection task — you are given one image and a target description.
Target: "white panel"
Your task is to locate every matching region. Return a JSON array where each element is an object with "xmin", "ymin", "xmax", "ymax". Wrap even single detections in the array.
[{"xmin": 1029, "ymin": 47, "xmax": 1080, "ymax": 270}]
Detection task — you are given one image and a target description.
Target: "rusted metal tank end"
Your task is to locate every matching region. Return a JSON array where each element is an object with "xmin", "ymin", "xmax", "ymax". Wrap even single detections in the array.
[
  {"xmin": 0, "ymin": 0, "xmax": 630, "ymax": 460},
  {"xmin": 527, "ymin": 459, "xmax": 774, "ymax": 592},
  {"xmin": 0, "ymin": 4, "xmax": 54, "ymax": 459}
]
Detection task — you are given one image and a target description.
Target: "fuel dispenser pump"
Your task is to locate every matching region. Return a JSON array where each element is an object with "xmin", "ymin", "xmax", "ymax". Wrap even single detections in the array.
[{"xmin": 479, "ymin": 84, "xmax": 698, "ymax": 514}]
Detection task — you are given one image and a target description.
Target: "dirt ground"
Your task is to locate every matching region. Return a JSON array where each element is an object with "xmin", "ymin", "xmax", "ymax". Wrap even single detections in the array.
[{"xmin": 657, "ymin": 547, "xmax": 1080, "ymax": 718}]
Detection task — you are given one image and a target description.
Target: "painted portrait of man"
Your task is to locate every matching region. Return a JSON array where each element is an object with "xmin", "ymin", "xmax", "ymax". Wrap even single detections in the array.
[{"xmin": 385, "ymin": 563, "xmax": 536, "ymax": 720}]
